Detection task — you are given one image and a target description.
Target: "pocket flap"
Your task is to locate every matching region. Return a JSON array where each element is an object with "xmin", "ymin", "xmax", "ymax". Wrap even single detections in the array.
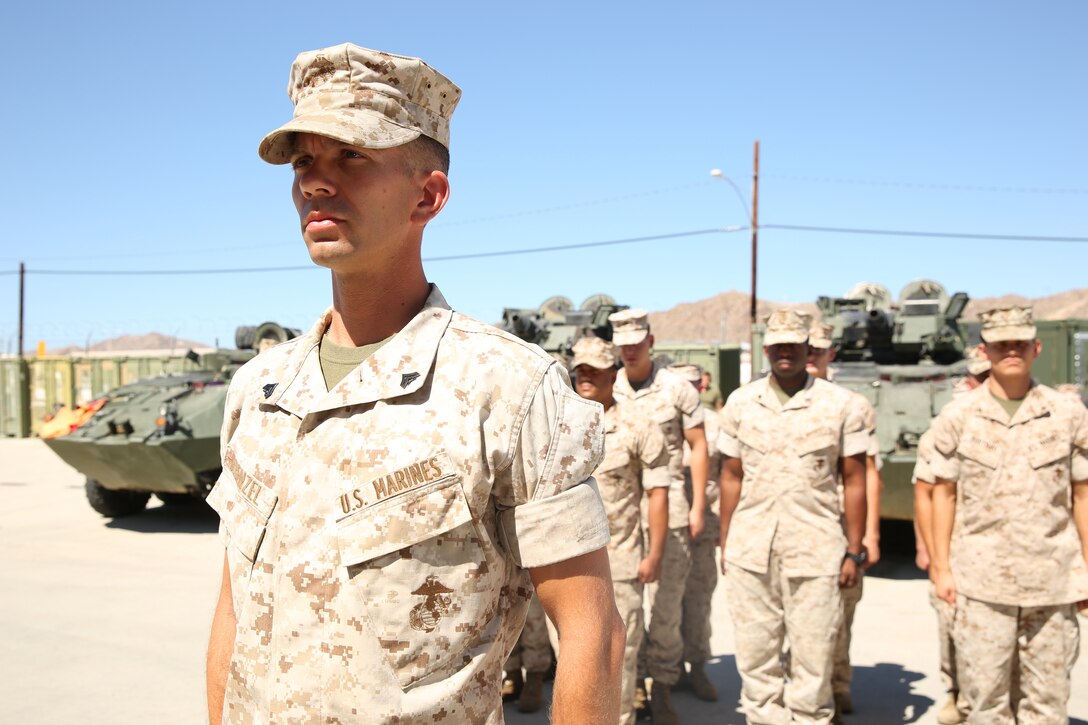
[
  {"xmin": 337, "ymin": 476, "xmax": 472, "ymax": 567},
  {"xmin": 209, "ymin": 465, "xmax": 279, "ymax": 563},
  {"xmin": 797, "ymin": 428, "xmax": 837, "ymax": 456},
  {"xmin": 1028, "ymin": 435, "xmax": 1068, "ymax": 469},
  {"xmin": 958, "ymin": 434, "xmax": 1001, "ymax": 469}
]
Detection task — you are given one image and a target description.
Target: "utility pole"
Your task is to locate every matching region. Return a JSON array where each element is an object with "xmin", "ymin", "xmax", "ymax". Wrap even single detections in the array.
[
  {"xmin": 17, "ymin": 262, "xmax": 31, "ymax": 437},
  {"xmin": 749, "ymin": 141, "xmax": 761, "ymax": 350}
]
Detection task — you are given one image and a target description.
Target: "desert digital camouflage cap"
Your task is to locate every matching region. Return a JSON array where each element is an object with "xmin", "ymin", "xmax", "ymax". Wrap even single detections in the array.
[
  {"xmin": 570, "ymin": 336, "xmax": 617, "ymax": 370},
  {"xmin": 608, "ymin": 308, "xmax": 650, "ymax": 346},
  {"xmin": 964, "ymin": 345, "xmax": 992, "ymax": 376},
  {"xmin": 979, "ymin": 305, "xmax": 1037, "ymax": 343},
  {"xmin": 763, "ymin": 309, "xmax": 811, "ymax": 346},
  {"xmin": 808, "ymin": 322, "xmax": 834, "ymax": 350},
  {"xmin": 668, "ymin": 362, "xmax": 703, "ymax": 383},
  {"xmin": 259, "ymin": 43, "xmax": 462, "ymax": 164}
]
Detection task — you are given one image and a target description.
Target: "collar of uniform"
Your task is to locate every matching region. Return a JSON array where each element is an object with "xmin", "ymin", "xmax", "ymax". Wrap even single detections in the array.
[
  {"xmin": 756, "ymin": 373, "xmax": 816, "ymax": 411},
  {"xmin": 975, "ymin": 379, "xmax": 1048, "ymax": 426},
  {"xmin": 269, "ymin": 285, "xmax": 453, "ymax": 417},
  {"xmin": 617, "ymin": 361, "xmax": 664, "ymax": 397}
]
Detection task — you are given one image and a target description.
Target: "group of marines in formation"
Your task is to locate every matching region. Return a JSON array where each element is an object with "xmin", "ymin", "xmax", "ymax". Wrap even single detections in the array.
[{"xmin": 501, "ymin": 304, "xmax": 1088, "ymax": 725}]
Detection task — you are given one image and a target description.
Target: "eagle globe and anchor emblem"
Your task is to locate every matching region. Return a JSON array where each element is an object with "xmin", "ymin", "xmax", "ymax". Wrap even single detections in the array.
[{"xmin": 409, "ymin": 575, "xmax": 454, "ymax": 632}]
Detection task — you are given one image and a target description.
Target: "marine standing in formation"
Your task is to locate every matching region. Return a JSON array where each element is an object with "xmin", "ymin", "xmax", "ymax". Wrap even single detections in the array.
[
  {"xmin": 609, "ymin": 308, "xmax": 709, "ymax": 725},
  {"xmin": 912, "ymin": 344, "xmax": 990, "ymax": 725},
  {"xmin": 805, "ymin": 322, "xmax": 884, "ymax": 721},
  {"xmin": 719, "ymin": 309, "xmax": 868, "ymax": 725},
  {"xmin": 668, "ymin": 362, "xmax": 723, "ymax": 704},
  {"xmin": 204, "ymin": 42, "xmax": 625, "ymax": 725},
  {"xmin": 928, "ymin": 306, "xmax": 1088, "ymax": 724},
  {"xmin": 570, "ymin": 336, "xmax": 672, "ymax": 725}
]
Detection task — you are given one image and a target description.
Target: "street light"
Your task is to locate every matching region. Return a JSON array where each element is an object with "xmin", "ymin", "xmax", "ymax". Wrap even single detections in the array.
[
  {"xmin": 709, "ymin": 169, "xmax": 753, "ymax": 226},
  {"xmin": 710, "ymin": 141, "xmax": 761, "ymax": 354}
]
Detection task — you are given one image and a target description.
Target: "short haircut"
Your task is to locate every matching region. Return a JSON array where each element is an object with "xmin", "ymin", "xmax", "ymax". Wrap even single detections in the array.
[{"xmin": 403, "ymin": 134, "xmax": 450, "ymax": 176}]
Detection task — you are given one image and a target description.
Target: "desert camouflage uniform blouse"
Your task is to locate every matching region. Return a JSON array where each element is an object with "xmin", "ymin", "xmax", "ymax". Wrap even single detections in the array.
[
  {"xmin": 614, "ymin": 363, "xmax": 704, "ymax": 529},
  {"xmin": 718, "ymin": 375, "xmax": 869, "ymax": 577},
  {"xmin": 207, "ymin": 286, "xmax": 608, "ymax": 724},
  {"xmin": 595, "ymin": 399, "xmax": 671, "ymax": 580}
]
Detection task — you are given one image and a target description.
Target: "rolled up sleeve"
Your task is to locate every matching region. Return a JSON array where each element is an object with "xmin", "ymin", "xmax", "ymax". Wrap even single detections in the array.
[
  {"xmin": 718, "ymin": 395, "xmax": 741, "ymax": 458},
  {"xmin": 1071, "ymin": 403, "xmax": 1088, "ymax": 482},
  {"xmin": 841, "ymin": 395, "xmax": 869, "ymax": 458},
  {"xmin": 498, "ymin": 364, "xmax": 609, "ymax": 568}
]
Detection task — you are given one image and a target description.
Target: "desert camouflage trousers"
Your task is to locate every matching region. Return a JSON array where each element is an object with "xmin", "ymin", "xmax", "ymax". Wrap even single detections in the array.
[
  {"xmin": 726, "ymin": 553, "xmax": 841, "ymax": 725},
  {"xmin": 929, "ymin": 583, "xmax": 968, "ymax": 713},
  {"xmin": 681, "ymin": 510, "xmax": 720, "ymax": 664},
  {"xmin": 955, "ymin": 596, "xmax": 1080, "ymax": 725},
  {"xmin": 505, "ymin": 594, "xmax": 552, "ymax": 674},
  {"xmin": 639, "ymin": 527, "xmax": 693, "ymax": 686},
  {"xmin": 615, "ymin": 579, "xmax": 644, "ymax": 725},
  {"xmin": 830, "ymin": 569, "xmax": 862, "ymax": 696}
]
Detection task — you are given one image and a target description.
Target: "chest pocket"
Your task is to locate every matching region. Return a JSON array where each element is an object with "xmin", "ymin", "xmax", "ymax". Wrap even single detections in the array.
[
  {"xmin": 336, "ymin": 474, "xmax": 495, "ymax": 690},
  {"xmin": 1027, "ymin": 427, "xmax": 1069, "ymax": 469},
  {"xmin": 212, "ymin": 458, "xmax": 279, "ymax": 566}
]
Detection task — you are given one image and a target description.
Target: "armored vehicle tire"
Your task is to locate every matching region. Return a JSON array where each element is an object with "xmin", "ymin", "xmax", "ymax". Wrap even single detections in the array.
[
  {"xmin": 155, "ymin": 492, "xmax": 201, "ymax": 507},
  {"xmin": 85, "ymin": 478, "xmax": 151, "ymax": 518}
]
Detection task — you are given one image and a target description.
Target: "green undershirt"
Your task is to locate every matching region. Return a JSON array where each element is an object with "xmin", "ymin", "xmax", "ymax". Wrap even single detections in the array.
[
  {"xmin": 991, "ymin": 391, "xmax": 1025, "ymax": 421},
  {"xmin": 319, "ymin": 333, "xmax": 393, "ymax": 390},
  {"xmin": 769, "ymin": 375, "xmax": 805, "ymax": 405}
]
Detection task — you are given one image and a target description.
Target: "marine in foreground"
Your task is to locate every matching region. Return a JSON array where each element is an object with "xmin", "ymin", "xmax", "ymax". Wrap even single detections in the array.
[
  {"xmin": 929, "ymin": 305, "xmax": 1088, "ymax": 724},
  {"xmin": 204, "ymin": 42, "xmax": 624, "ymax": 724}
]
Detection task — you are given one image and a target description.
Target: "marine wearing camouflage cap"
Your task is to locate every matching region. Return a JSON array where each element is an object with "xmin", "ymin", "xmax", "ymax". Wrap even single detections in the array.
[
  {"xmin": 979, "ymin": 305, "xmax": 1036, "ymax": 343},
  {"xmin": 571, "ymin": 336, "xmax": 618, "ymax": 370},
  {"xmin": 808, "ymin": 322, "xmax": 835, "ymax": 350},
  {"xmin": 608, "ymin": 308, "xmax": 651, "ymax": 346},
  {"xmin": 763, "ymin": 309, "xmax": 811, "ymax": 346},
  {"xmin": 964, "ymin": 345, "xmax": 991, "ymax": 376},
  {"xmin": 259, "ymin": 43, "xmax": 462, "ymax": 164}
]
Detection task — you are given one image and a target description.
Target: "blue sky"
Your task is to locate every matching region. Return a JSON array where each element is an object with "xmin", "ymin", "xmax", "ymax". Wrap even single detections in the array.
[{"xmin": 2, "ymin": 1, "xmax": 1086, "ymax": 351}]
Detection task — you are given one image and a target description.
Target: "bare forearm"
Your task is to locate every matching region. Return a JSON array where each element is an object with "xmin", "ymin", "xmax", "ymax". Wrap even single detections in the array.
[
  {"xmin": 718, "ymin": 466, "xmax": 741, "ymax": 548},
  {"xmin": 550, "ymin": 619, "xmax": 625, "ymax": 723},
  {"xmin": 532, "ymin": 549, "xmax": 624, "ymax": 724},
  {"xmin": 865, "ymin": 458, "xmax": 883, "ymax": 538},
  {"xmin": 931, "ymin": 481, "xmax": 957, "ymax": 573},
  {"xmin": 688, "ymin": 437, "xmax": 709, "ymax": 513},
  {"xmin": 647, "ymin": 490, "xmax": 668, "ymax": 561},
  {"xmin": 913, "ymin": 482, "xmax": 936, "ymax": 560},
  {"xmin": 843, "ymin": 471, "xmax": 866, "ymax": 552},
  {"xmin": 1072, "ymin": 481, "xmax": 1088, "ymax": 565},
  {"xmin": 207, "ymin": 556, "xmax": 235, "ymax": 725}
]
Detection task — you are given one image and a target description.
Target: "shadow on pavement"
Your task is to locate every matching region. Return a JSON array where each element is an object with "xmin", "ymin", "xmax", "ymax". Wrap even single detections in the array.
[
  {"xmin": 849, "ymin": 662, "xmax": 933, "ymax": 723},
  {"xmin": 106, "ymin": 501, "xmax": 219, "ymax": 534}
]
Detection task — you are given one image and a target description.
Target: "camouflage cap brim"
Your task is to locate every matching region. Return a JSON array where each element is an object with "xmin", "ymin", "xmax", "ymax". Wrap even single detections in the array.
[
  {"xmin": 611, "ymin": 328, "xmax": 649, "ymax": 346},
  {"xmin": 570, "ymin": 353, "xmax": 615, "ymax": 370},
  {"xmin": 763, "ymin": 330, "xmax": 808, "ymax": 346},
  {"xmin": 980, "ymin": 324, "xmax": 1037, "ymax": 343},
  {"xmin": 966, "ymin": 357, "xmax": 992, "ymax": 375},
  {"xmin": 259, "ymin": 108, "xmax": 423, "ymax": 165},
  {"xmin": 807, "ymin": 338, "xmax": 833, "ymax": 350}
]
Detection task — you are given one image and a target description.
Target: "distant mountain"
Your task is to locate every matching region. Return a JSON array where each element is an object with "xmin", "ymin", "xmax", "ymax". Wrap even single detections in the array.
[
  {"xmin": 648, "ymin": 288, "xmax": 1088, "ymax": 344},
  {"xmin": 50, "ymin": 332, "xmax": 212, "ymax": 355}
]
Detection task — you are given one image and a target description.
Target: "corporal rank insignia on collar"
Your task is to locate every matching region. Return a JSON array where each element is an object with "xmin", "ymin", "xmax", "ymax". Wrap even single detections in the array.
[
  {"xmin": 400, "ymin": 372, "xmax": 420, "ymax": 389},
  {"xmin": 262, "ymin": 383, "xmax": 277, "ymax": 399}
]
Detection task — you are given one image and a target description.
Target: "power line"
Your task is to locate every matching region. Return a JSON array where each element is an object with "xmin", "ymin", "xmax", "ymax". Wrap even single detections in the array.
[
  {"xmin": 4, "ymin": 222, "xmax": 1088, "ymax": 277},
  {"xmin": 763, "ymin": 224, "xmax": 1088, "ymax": 244},
  {"xmin": 764, "ymin": 174, "xmax": 1088, "ymax": 195}
]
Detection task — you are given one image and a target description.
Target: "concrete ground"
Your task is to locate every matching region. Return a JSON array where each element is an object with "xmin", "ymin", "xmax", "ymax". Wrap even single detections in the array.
[{"xmin": 1, "ymin": 437, "xmax": 1085, "ymax": 724}]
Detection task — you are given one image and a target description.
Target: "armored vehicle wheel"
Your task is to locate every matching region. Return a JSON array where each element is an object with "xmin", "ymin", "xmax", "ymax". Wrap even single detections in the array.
[
  {"xmin": 156, "ymin": 492, "xmax": 200, "ymax": 507},
  {"xmin": 85, "ymin": 478, "xmax": 150, "ymax": 518}
]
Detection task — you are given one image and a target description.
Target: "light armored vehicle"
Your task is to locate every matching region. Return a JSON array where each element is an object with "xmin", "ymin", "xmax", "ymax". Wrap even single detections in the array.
[
  {"xmin": 43, "ymin": 322, "xmax": 299, "ymax": 518},
  {"xmin": 754, "ymin": 279, "xmax": 972, "ymax": 520},
  {"xmin": 499, "ymin": 293, "xmax": 628, "ymax": 361}
]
